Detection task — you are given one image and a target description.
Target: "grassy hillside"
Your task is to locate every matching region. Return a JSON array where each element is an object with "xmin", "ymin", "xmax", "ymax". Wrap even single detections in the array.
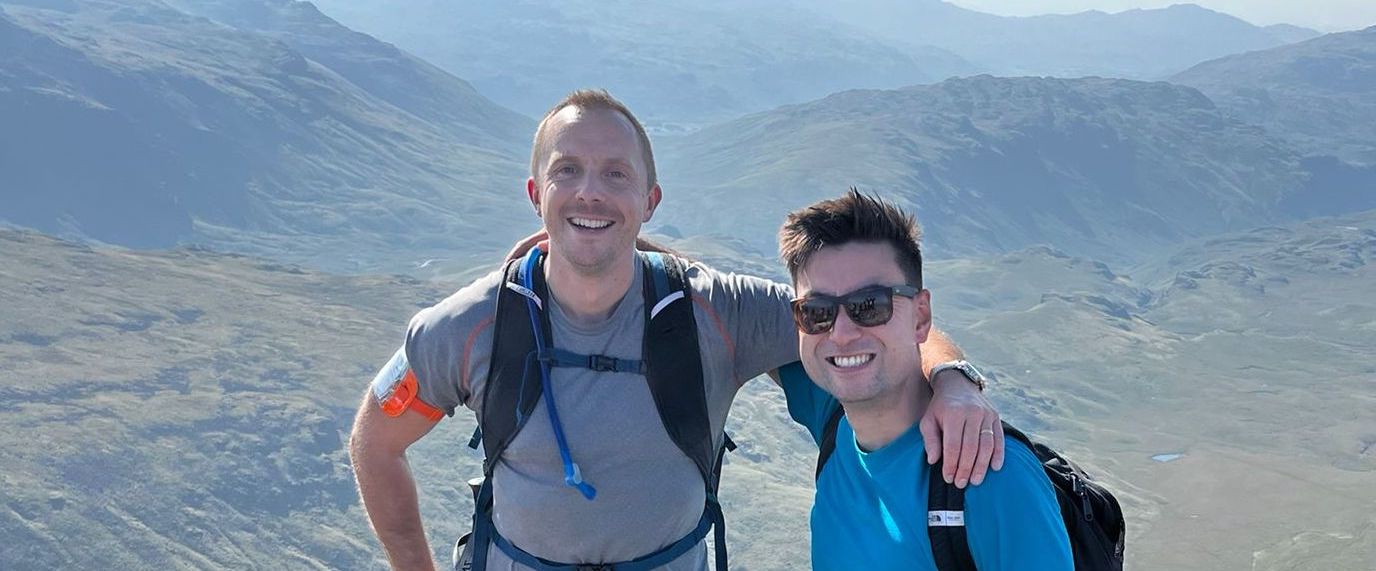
[
  {"xmin": 4, "ymin": 209, "xmax": 1373, "ymax": 569},
  {"xmin": 937, "ymin": 211, "xmax": 1376, "ymax": 570},
  {"xmin": 0, "ymin": 228, "xmax": 816, "ymax": 569}
]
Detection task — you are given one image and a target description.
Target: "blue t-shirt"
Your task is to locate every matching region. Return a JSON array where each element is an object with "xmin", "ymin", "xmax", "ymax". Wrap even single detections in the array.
[{"xmin": 778, "ymin": 362, "xmax": 1074, "ymax": 571}]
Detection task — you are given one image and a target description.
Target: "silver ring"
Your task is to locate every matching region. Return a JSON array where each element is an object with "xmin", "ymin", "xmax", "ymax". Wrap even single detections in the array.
[{"xmin": 979, "ymin": 428, "xmax": 995, "ymax": 436}]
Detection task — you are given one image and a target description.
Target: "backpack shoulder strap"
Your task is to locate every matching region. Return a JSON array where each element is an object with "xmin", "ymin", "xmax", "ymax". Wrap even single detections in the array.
[
  {"xmin": 638, "ymin": 252, "xmax": 717, "ymax": 487},
  {"xmin": 815, "ymin": 404, "xmax": 846, "ymax": 479},
  {"xmin": 928, "ymin": 423, "xmax": 1037, "ymax": 571},
  {"xmin": 927, "ymin": 458, "xmax": 977, "ymax": 571},
  {"xmin": 640, "ymin": 252, "xmax": 733, "ymax": 571},
  {"xmin": 478, "ymin": 253, "xmax": 552, "ymax": 476}
]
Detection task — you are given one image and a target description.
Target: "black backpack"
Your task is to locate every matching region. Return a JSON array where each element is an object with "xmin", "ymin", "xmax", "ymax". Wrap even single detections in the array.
[
  {"xmin": 456, "ymin": 250, "xmax": 733, "ymax": 571},
  {"xmin": 817, "ymin": 407, "xmax": 1126, "ymax": 570}
]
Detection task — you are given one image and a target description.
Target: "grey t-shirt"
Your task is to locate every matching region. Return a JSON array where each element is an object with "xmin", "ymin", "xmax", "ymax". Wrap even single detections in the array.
[{"xmin": 403, "ymin": 257, "xmax": 798, "ymax": 569}]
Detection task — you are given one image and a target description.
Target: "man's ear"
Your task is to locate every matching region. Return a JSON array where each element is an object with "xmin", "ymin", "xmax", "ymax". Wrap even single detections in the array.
[
  {"xmin": 527, "ymin": 177, "xmax": 541, "ymax": 217},
  {"xmin": 913, "ymin": 289, "xmax": 933, "ymax": 345},
  {"xmin": 643, "ymin": 184, "xmax": 663, "ymax": 222}
]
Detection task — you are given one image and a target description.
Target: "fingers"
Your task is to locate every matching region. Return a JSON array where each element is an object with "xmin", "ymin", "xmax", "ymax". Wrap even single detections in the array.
[
  {"xmin": 992, "ymin": 419, "xmax": 1006, "ymax": 472},
  {"xmin": 940, "ymin": 414, "xmax": 963, "ymax": 484},
  {"xmin": 925, "ymin": 386, "xmax": 1004, "ymax": 486},
  {"xmin": 919, "ymin": 413, "xmax": 941, "ymax": 465},
  {"xmin": 952, "ymin": 415, "xmax": 981, "ymax": 488},
  {"xmin": 969, "ymin": 417, "xmax": 997, "ymax": 486},
  {"xmin": 504, "ymin": 236, "xmax": 537, "ymax": 262},
  {"xmin": 504, "ymin": 232, "xmax": 552, "ymax": 262},
  {"xmin": 503, "ymin": 243, "xmax": 524, "ymax": 263}
]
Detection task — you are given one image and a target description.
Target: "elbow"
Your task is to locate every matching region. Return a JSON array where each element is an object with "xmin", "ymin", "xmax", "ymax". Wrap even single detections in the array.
[{"xmin": 347, "ymin": 406, "xmax": 409, "ymax": 474}]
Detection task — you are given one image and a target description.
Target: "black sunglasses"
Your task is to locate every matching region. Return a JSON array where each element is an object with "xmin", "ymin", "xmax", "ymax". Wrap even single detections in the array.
[{"xmin": 790, "ymin": 284, "xmax": 920, "ymax": 335}]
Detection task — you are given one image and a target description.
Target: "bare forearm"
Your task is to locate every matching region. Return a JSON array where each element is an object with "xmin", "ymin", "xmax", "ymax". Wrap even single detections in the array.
[
  {"xmin": 916, "ymin": 327, "xmax": 1004, "ymax": 484},
  {"xmin": 920, "ymin": 327, "xmax": 964, "ymax": 378},
  {"xmin": 353, "ymin": 448, "xmax": 436, "ymax": 571}
]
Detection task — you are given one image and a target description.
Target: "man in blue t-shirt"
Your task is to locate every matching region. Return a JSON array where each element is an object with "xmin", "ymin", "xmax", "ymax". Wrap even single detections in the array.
[{"xmin": 774, "ymin": 190, "xmax": 1073, "ymax": 570}]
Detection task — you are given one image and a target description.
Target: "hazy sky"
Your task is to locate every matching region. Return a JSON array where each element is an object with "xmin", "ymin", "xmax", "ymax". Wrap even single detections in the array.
[{"xmin": 950, "ymin": 1, "xmax": 1376, "ymax": 32}]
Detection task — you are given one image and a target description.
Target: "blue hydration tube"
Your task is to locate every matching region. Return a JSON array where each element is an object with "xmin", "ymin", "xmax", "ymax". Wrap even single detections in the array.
[{"xmin": 521, "ymin": 247, "xmax": 597, "ymax": 501}]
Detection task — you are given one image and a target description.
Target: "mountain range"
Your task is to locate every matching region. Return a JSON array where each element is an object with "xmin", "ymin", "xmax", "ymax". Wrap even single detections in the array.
[
  {"xmin": 1174, "ymin": 25, "xmax": 1376, "ymax": 165},
  {"xmin": 311, "ymin": 0, "xmax": 1316, "ymax": 127},
  {"xmin": 793, "ymin": 1, "xmax": 1317, "ymax": 80},
  {"xmin": 308, "ymin": 0, "xmax": 979, "ymax": 128},
  {"xmin": 0, "ymin": 0, "xmax": 534, "ymax": 273},
  {"xmin": 654, "ymin": 75, "xmax": 1363, "ymax": 264},
  {"xmin": 4, "ymin": 0, "xmax": 1370, "ymax": 276}
]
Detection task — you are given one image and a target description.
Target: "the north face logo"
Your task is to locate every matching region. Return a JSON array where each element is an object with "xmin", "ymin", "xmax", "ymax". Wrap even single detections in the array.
[{"xmin": 928, "ymin": 510, "xmax": 965, "ymax": 527}]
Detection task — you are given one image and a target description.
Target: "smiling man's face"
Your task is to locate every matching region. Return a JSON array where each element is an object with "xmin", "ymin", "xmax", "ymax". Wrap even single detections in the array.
[
  {"xmin": 794, "ymin": 241, "xmax": 932, "ymax": 407},
  {"xmin": 528, "ymin": 105, "xmax": 660, "ymax": 276}
]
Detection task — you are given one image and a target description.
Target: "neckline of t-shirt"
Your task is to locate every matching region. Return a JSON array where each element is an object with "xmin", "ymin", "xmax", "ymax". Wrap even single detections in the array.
[
  {"xmin": 849, "ymin": 417, "xmax": 925, "ymax": 470},
  {"xmin": 547, "ymin": 259, "xmax": 645, "ymax": 337}
]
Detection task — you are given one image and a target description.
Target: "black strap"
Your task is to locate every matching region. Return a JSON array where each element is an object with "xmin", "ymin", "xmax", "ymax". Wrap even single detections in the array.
[
  {"xmin": 639, "ymin": 252, "xmax": 717, "ymax": 489},
  {"xmin": 539, "ymin": 347, "xmax": 646, "ymax": 374},
  {"xmin": 479, "ymin": 256, "xmax": 551, "ymax": 476},
  {"xmin": 473, "ymin": 251, "xmax": 729, "ymax": 570},
  {"xmin": 928, "ymin": 422, "xmax": 1042, "ymax": 571},
  {"xmin": 721, "ymin": 433, "xmax": 738, "ymax": 453},
  {"xmin": 641, "ymin": 253, "xmax": 730, "ymax": 571},
  {"xmin": 927, "ymin": 460, "xmax": 977, "ymax": 571},
  {"xmin": 707, "ymin": 493, "xmax": 727, "ymax": 571},
  {"xmin": 468, "ymin": 478, "xmax": 495, "ymax": 571},
  {"xmin": 814, "ymin": 404, "xmax": 846, "ymax": 479}
]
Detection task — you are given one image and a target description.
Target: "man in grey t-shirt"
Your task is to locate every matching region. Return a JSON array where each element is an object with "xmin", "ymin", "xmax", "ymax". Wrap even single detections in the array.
[{"xmin": 349, "ymin": 90, "xmax": 1002, "ymax": 571}]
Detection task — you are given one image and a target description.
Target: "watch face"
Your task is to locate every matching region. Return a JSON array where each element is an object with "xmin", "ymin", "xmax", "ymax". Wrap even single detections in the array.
[{"xmin": 960, "ymin": 361, "xmax": 986, "ymax": 381}]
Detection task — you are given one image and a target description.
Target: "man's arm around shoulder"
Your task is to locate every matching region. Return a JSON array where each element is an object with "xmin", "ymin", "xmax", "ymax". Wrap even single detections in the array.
[{"xmin": 350, "ymin": 390, "xmax": 443, "ymax": 571}]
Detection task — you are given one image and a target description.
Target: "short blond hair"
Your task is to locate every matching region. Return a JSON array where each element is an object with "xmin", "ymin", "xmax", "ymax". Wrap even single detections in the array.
[{"xmin": 530, "ymin": 89, "xmax": 657, "ymax": 190}]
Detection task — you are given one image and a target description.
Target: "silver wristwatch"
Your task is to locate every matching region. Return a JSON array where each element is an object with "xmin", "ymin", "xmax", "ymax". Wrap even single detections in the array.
[{"xmin": 929, "ymin": 360, "xmax": 988, "ymax": 391}]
